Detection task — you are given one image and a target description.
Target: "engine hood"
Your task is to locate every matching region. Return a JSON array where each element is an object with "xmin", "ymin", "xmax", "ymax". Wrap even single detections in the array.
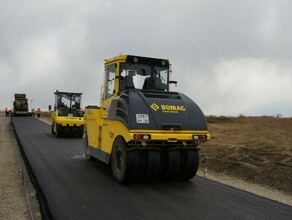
[{"xmin": 107, "ymin": 89, "xmax": 208, "ymax": 131}]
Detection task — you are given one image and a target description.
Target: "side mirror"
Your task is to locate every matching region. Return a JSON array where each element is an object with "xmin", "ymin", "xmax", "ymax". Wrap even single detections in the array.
[
  {"xmin": 169, "ymin": 80, "xmax": 178, "ymax": 85},
  {"xmin": 48, "ymin": 105, "xmax": 52, "ymax": 111}
]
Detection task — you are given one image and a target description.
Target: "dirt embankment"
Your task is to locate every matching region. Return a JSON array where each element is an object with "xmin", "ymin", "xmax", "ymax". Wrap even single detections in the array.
[
  {"xmin": 200, "ymin": 116, "xmax": 292, "ymax": 195},
  {"xmin": 0, "ymin": 113, "xmax": 41, "ymax": 220}
]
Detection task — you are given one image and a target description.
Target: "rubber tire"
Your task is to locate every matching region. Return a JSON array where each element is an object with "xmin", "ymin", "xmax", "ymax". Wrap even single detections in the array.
[
  {"xmin": 63, "ymin": 126, "xmax": 70, "ymax": 137},
  {"xmin": 126, "ymin": 150, "xmax": 140, "ymax": 181},
  {"xmin": 145, "ymin": 150, "xmax": 161, "ymax": 181},
  {"xmin": 56, "ymin": 124, "xmax": 62, "ymax": 138},
  {"xmin": 179, "ymin": 150, "xmax": 199, "ymax": 181},
  {"xmin": 162, "ymin": 149, "xmax": 181, "ymax": 181},
  {"xmin": 110, "ymin": 136, "xmax": 131, "ymax": 184},
  {"xmin": 72, "ymin": 127, "xmax": 78, "ymax": 138},
  {"xmin": 77, "ymin": 126, "xmax": 84, "ymax": 138},
  {"xmin": 84, "ymin": 132, "xmax": 94, "ymax": 161}
]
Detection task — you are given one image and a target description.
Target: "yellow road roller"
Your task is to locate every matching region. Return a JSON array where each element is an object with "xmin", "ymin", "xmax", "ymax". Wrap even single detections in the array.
[
  {"xmin": 84, "ymin": 55, "xmax": 211, "ymax": 183},
  {"xmin": 51, "ymin": 90, "xmax": 84, "ymax": 138}
]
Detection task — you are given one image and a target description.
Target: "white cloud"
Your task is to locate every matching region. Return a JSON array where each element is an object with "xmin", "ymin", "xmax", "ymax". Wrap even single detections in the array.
[
  {"xmin": 15, "ymin": 36, "xmax": 60, "ymax": 82},
  {"xmin": 204, "ymin": 58, "xmax": 292, "ymax": 116},
  {"xmin": 0, "ymin": 0, "xmax": 292, "ymax": 117}
]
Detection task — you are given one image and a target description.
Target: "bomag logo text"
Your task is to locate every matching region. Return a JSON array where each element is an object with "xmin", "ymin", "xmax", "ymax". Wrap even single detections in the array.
[{"xmin": 161, "ymin": 105, "xmax": 186, "ymax": 111}]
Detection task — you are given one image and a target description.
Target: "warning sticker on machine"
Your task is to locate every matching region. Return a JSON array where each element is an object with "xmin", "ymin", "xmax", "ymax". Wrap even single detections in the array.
[{"xmin": 136, "ymin": 114, "xmax": 149, "ymax": 124}]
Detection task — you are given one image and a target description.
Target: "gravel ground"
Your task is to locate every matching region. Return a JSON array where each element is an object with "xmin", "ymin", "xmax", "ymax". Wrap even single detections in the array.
[{"xmin": 0, "ymin": 113, "xmax": 41, "ymax": 220}]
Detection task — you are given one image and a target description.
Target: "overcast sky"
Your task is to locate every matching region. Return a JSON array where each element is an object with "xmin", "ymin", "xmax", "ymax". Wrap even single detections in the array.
[{"xmin": 1, "ymin": 0, "xmax": 291, "ymax": 117}]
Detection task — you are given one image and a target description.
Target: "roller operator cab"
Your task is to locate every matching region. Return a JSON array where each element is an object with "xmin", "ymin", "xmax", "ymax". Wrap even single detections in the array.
[
  {"xmin": 51, "ymin": 90, "xmax": 84, "ymax": 138},
  {"xmin": 84, "ymin": 55, "xmax": 211, "ymax": 183}
]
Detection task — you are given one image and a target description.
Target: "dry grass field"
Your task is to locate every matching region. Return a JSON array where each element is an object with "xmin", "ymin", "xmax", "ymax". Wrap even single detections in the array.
[{"xmin": 201, "ymin": 116, "xmax": 292, "ymax": 194}]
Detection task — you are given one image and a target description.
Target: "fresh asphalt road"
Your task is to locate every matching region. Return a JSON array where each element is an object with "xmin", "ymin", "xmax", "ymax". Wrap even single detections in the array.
[{"xmin": 12, "ymin": 117, "xmax": 292, "ymax": 220}]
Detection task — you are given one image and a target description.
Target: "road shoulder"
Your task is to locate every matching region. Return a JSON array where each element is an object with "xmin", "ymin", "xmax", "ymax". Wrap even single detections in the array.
[
  {"xmin": 0, "ymin": 114, "xmax": 41, "ymax": 220},
  {"xmin": 197, "ymin": 168, "xmax": 292, "ymax": 206}
]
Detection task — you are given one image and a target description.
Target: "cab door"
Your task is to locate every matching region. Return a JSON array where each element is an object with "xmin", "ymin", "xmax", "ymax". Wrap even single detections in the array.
[{"xmin": 101, "ymin": 63, "xmax": 119, "ymax": 118}]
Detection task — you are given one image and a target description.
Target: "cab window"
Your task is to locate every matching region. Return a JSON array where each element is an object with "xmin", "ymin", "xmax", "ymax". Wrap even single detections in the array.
[{"xmin": 105, "ymin": 64, "xmax": 116, "ymax": 98}]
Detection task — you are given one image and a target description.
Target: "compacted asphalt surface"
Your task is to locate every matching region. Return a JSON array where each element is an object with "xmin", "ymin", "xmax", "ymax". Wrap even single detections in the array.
[{"xmin": 12, "ymin": 117, "xmax": 292, "ymax": 220}]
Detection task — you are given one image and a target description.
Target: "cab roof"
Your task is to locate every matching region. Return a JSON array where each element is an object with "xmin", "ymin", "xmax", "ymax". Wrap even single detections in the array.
[
  {"xmin": 54, "ymin": 91, "xmax": 82, "ymax": 96},
  {"xmin": 104, "ymin": 54, "xmax": 169, "ymax": 66}
]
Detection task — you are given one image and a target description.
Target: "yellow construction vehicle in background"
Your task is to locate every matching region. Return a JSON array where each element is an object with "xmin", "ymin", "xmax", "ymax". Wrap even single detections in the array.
[
  {"xmin": 51, "ymin": 90, "xmax": 84, "ymax": 138},
  {"xmin": 84, "ymin": 55, "xmax": 211, "ymax": 183}
]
